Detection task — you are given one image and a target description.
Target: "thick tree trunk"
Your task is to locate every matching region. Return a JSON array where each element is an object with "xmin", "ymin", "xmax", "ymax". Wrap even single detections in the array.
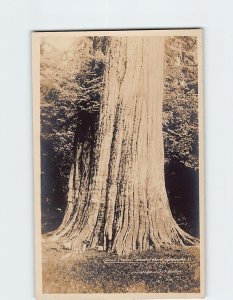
[{"xmin": 51, "ymin": 36, "xmax": 197, "ymax": 255}]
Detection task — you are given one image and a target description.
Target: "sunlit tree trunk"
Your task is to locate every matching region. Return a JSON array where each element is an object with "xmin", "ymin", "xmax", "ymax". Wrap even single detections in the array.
[{"xmin": 51, "ymin": 36, "xmax": 197, "ymax": 255}]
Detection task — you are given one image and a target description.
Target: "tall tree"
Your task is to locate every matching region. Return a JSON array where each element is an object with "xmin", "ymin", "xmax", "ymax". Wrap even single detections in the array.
[{"xmin": 51, "ymin": 36, "xmax": 197, "ymax": 255}]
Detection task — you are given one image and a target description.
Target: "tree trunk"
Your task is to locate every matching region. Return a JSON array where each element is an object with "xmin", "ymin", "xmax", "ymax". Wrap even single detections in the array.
[{"xmin": 51, "ymin": 36, "xmax": 197, "ymax": 255}]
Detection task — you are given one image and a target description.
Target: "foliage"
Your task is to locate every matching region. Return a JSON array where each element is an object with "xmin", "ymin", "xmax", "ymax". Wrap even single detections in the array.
[
  {"xmin": 40, "ymin": 37, "xmax": 108, "ymax": 194},
  {"xmin": 163, "ymin": 37, "xmax": 199, "ymax": 169}
]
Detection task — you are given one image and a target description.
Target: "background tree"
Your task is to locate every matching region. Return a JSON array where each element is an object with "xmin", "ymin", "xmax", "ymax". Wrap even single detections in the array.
[
  {"xmin": 163, "ymin": 37, "xmax": 199, "ymax": 236},
  {"xmin": 40, "ymin": 37, "xmax": 108, "ymax": 230},
  {"xmin": 163, "ymin": 36, "xmax": 198, "ymax": 169}
]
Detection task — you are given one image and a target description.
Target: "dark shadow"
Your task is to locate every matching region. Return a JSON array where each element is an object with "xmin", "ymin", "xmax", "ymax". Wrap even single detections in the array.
[{"xmin": 165, "ymin": 159, "xmax": 199, "ymax": 237}]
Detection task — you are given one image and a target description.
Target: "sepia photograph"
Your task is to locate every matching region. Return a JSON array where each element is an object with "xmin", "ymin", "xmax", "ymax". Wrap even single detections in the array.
[{"xmin": 32, "ymin": 29, "xmax": 204, "ymax": 299}]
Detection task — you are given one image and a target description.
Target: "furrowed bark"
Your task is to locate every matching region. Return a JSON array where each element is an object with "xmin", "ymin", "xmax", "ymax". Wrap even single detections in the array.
[{"xmin": 51, "ymin": 36, "xmax": 198, "ymax": 255}]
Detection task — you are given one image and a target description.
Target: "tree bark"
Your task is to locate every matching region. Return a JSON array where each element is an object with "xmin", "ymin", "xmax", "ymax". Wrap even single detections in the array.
[{"xmin": 51, "ymin": 36, "xmax": 197, "ymax": 255}]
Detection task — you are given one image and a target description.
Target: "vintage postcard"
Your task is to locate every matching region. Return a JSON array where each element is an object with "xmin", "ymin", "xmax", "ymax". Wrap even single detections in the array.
[{"xmin": 32, "ymin": 29, "xmax": 205, "ymax": 299}]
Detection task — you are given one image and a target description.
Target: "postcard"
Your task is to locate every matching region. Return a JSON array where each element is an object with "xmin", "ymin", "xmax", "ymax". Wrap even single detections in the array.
[{"xmin": 32, "ymin": 29, "xmax": 204, "ymax": 299}]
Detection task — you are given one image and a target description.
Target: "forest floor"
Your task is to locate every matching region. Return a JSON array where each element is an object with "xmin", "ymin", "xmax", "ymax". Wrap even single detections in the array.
[{"xmin": 42, "ymin": 238, "xmax": 200, "ymax": 294}]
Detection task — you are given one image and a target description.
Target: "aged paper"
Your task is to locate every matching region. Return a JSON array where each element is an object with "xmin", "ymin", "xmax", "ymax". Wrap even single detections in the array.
[{"xmin": 32, "ymin": 29, "xmax": 204, "ymax": 299}]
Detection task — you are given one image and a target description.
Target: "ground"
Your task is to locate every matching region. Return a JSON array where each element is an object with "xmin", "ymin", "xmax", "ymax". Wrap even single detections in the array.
[{"xmin": 42, "ymin": 237, "xmax": 200, "ymax": 294}]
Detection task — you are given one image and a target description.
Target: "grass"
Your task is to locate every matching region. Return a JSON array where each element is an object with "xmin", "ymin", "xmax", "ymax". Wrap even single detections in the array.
[{"xmin": 42, "ymin": 240, "xmax": 200, "ymax": 294}]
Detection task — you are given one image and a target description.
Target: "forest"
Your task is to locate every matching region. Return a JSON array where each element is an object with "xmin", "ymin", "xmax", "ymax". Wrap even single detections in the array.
[
  {"xmin": 40, "ymin": 34, "xmax": 200, "ymax": 293},
  {"xmin": 40, "ymin": 35, "xmax": 199, "ymax": 239}
]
